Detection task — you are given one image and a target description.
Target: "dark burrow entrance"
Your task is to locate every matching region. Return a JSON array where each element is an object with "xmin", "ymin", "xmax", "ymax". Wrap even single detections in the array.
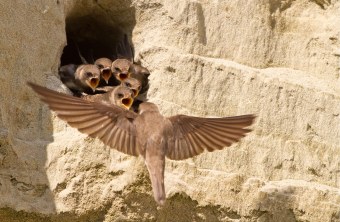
[
  {"xmin": 60, "ymin": 2, "xmax": 136, "ymax": 66},
  {"xmin": 58, "ymin": 2, "xmax": 149, "ymax": 112}
]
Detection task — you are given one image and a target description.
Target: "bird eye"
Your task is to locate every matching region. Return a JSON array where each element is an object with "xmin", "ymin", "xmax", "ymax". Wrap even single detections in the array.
[
  {"xmin": 97, "ymin": 64, "xmax": 104, "ymax": 69},
  {"xmin": 125, "ymin": 82, "xmax": 131, "ymax": 87},
  {"xmin": 115, "ymin": 67, "xmax": 121, "ymax": 72},
  {"xmin": 117, "ymin": 93, "xmax": 124, "ymax": 98},
  {"xmin": 85, "ymin": 72, "xmax": 93, "ymax": 77}
]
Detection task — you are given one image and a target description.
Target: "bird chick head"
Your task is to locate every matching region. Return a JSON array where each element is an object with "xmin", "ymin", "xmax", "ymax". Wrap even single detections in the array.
[
  {"xmin": 122, "ymin": 77, "xmax": 141, "ymax": 98},
  {"xmin": 95, "ymin": 57, "xmax": 113, "ymax": 84},
  {"xmin": 132, "ymin": 64, "xmax": 150, "ymax": 78},
  {"xmin": 78, "ymin": 64, "xmax": 100, "ymax": 92},
  {"xmin": 111, "ymin": 59, "xmax": 132, "ymax": 82},
  {"xmin": 111, "ymin": 86, "xmax": 134, "ymax": 110}
]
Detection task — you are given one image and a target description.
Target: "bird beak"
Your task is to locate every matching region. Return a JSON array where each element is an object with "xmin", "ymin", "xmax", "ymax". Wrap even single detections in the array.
[
  {"xmin": 118, "ymin": 72, "xmax": 129, "ymax": 81},
  {"xmin": 121, "ymin": 97, "xmax": 133, "ymax": 110},
  {"xmin": 89, "ymin": 78, "xmax": 99, "ymax": 92},
  {"xmin": 101, "ymin": 68, "xmax": 112, "ymax": 84},
  {"xmin": 131, "ymin": 89, "xmax": 139, "ymax": 98}
]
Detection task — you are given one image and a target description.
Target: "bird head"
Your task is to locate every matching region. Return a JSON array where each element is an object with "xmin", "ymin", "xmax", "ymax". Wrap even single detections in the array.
[
  {"xmin": 111, "ymin": 59, "xmax": 132, "ymax": 82},
  {"xmin": 95, "ymin": 57, "xmax": 113, "ymax": 84},
  {"xmin": 78, "ymin": 64, "xmax": 100, "ymax": 92},
  {"xmin": 111, "ymin": 86, "xmax": 134, "ymax": 110},
  {"xmin": 132, "ymin": 64, "xmax": 150, "ymax": 78},
  {"xmin": 122, "ymin": 77, "xmax": 141, "ymax": 98}
]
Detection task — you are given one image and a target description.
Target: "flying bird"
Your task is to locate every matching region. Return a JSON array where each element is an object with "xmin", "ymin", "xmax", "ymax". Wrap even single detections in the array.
[
  {"xmin": 58, "ymin": 64, "xmax": 100, "ymax": 95},
  {"xmin": 28, "ymin": 82, "xmax": 256, "ymax": 206},
  {"xmin": 81, "ymin": 85, "xmax": 134, "ymax": 110}
]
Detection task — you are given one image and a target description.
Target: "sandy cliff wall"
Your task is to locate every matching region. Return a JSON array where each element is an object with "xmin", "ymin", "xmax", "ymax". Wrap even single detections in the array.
[{"xmin": 0, "ymin": 0, "xmax": 339, "ymax": 221}]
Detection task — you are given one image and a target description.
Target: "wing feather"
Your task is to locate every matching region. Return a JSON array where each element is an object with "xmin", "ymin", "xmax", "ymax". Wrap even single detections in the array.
[
  {"xmin": 167, "ymin": 114, "xmax": 255, "ymax": 160},
  {"xmin": 88, "ymin": 118, "xmax": 114, "ymax": 139},
  {"xmin": 186, "ymin": 133, "xmax": 204, "ymax": 156},
  {"xmin": 28, "ymin": 82, "xmax": 139, "ymax": 156}
]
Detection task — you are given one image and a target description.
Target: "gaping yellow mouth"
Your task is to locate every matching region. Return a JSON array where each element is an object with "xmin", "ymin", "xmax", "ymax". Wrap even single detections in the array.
[
  {"xmin": 101, "ymin": 68, "xmax": 112, "ymax": 83},
  {"xmin": 119, "ymin": 73, "xmax": 129, "ymax": 81},
  {"xmin": 89, "ymin": 78, "xmax": 99, "ymax": 89},
  {"xmin": 121, "ymin": 98, "xmax": 133, "ymax": 109}
]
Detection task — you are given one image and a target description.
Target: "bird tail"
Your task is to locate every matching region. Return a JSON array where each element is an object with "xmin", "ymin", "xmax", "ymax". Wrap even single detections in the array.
[{"xmin": 145, "ymin": 152, "xmax": 166, "ymax": 206}]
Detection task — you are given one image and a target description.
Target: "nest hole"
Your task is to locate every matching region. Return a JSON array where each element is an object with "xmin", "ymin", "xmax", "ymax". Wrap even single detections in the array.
[{"xmin": 60, "ymin": 3, "xmax": 136, "ymax": 66}]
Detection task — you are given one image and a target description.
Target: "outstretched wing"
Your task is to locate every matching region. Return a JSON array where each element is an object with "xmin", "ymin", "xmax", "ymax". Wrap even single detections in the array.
[
  {"xmin": 28, "ymin": 82, "xmax": 140, "ymax": 156},
  {"xmin": 167, "ymin": 114, "xmax": 256, "ymax": 160}
]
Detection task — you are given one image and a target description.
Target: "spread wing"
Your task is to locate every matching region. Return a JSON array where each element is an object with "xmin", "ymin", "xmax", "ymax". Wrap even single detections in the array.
[
  {"xmin": 28, "ymin": 82, "xmax": 140, "ymax": 156},
  {"xmin": 167, "ymin": 114, "xmax": 256, "ymax": 160}
]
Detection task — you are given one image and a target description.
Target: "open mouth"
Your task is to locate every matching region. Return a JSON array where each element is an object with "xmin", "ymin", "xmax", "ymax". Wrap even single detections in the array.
[
  {"xmin": 90, "ymin": 78, "xmax": 99, "ymax": 88},
  {"xmin": 102, "ymin": 68, "xmax": 111, "ymax": 76},
  {"xmin": 122, "ymin": 98, "xmax": 133, "ymax": 108},
  {"xmin": 132, "ymin": 89, "xmax": 139, "ymax": 97},
  {"xmin": 119, "ymin": 73, "xmax": 128, "ymax": 81},
  {"xmin": 101, "ymin": 68, "xmax": 112, "ymax": 82}
]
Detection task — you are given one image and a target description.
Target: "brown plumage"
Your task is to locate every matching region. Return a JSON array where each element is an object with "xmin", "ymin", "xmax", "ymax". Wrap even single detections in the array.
[
  {"xmin": 121, "ymin": 77, "xmax": 141, "ymax": 98},
  {"xmin": 58, "ymin": 64, "xmax": 100, "ymax": 95},
  {"xmin": 111, "ymin": 59, "xmax": 132, "ymax": 82},
  {"xmin": 96, "ymin": 77, "xmax": 141, "ymax": 98},
  {"xmin": 113, "ymin": 34, "xmax": 150, "ymax": 99},
  {"xmin": 95, "ymin": 57, "xmax": 117, "ymax": 86},
  {"xmin": 28, "ymin": 82, "xmax": 256, "ymax": 206},
  {"xmin": 110, "ymin": 59, "xmax": 149, "ymax": 101},
  {"xmin": 81, "ymin": 85, "xmax": 134, "ymax": 110},
  {"xmin": 130, "ymin": 64, "xmax": 150, "ymax": 96}
]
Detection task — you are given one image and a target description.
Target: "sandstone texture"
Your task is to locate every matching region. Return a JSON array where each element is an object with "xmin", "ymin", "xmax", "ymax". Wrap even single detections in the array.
[{"xmin": 0, "ymin": 0, "xmax": 340, "ymax": 221}]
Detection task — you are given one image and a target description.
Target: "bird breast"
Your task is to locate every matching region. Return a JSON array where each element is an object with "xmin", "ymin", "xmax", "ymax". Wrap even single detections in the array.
[{"xmin": 136, "ymin": 112, "xmax": 170, "ymax": 151}]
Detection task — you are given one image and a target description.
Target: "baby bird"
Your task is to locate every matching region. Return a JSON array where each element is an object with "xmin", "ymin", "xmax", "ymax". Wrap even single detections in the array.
[
  {"xmin": 95, "ymin": 57, "xmax": 119, "ymax": 86},
  {"xmin": 121, "ymin": 77, "xmax": 141, "ymax": 98},
  {"xmin": 58, "ymin": 64, "xmax": 100, "ymax": 95},
  {"xmin": 130, "ymin": 64, "xmax": 150, "ymax": 96},
  {"xmin": 96, "ymin": 77, "xmax": 141, "ymax": 99},
  {"xmin": 111, "ymin": 59, "xmax": 131, "ymax": 82},
  {"xmin": 81, "ymin": 85, "xmax": 134, "ymax": 110}
]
